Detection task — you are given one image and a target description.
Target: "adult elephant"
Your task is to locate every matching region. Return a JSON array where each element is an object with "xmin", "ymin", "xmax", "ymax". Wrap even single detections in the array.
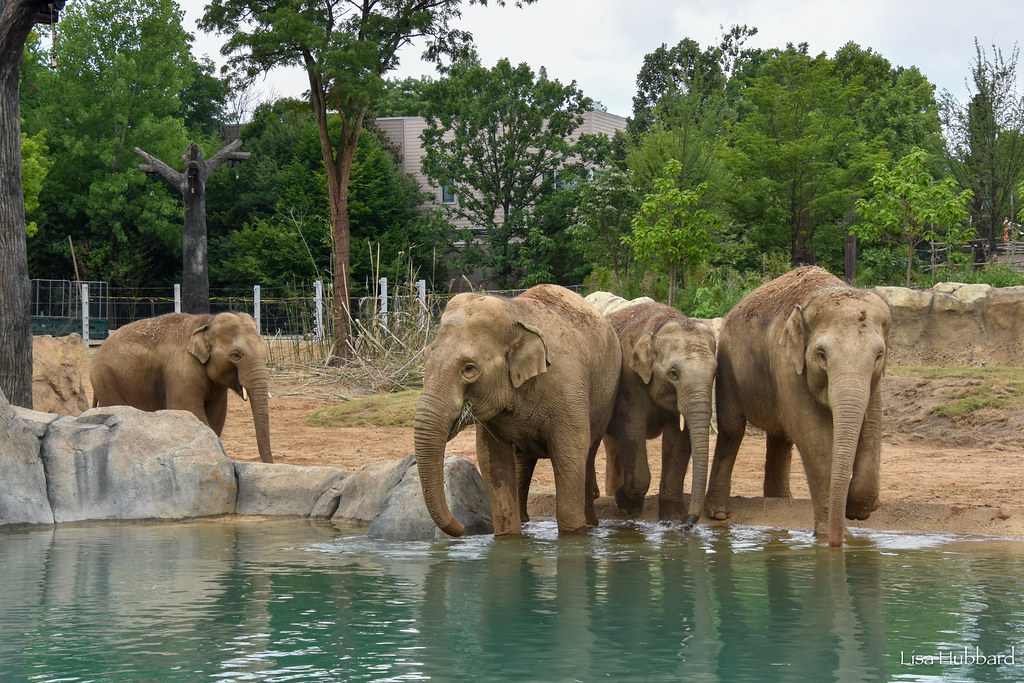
[
  {"xmin": 705, "ymin": 266, "xmax": 890, "ymax": 547},
  {"xmin": 90, "ymin": 312, "xmax": 273, "ymax": 463},
  {"xmin": 414, "ymin": 284, "xmax": 620, "ymax": 537},
  {"xmin": 603, "ymin": 302, "xmax": 718, "ymax": 524}
]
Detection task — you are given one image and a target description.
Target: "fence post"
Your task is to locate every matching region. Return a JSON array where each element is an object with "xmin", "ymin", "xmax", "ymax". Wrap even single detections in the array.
[
  {"xmin": 314, "ymin": 280, "xmax": 323, "ymax": 341},
  {"xmin": 253, "ymin": 285, "xmax": 261, "ymax": 335},
  {"xmin": 379, "ymin": 277, "xmax": 388, "ymax": 327},
  {"xmin": 417, "ymin": 279, "xmax": 426, "ymax": 323},
  {"xmin": 174, "ymin": 284, "xmax": 181, "ymax": 313},
  {"xmin": 81, "ymin": 282, "xmax": 90, "ymax": 346}
]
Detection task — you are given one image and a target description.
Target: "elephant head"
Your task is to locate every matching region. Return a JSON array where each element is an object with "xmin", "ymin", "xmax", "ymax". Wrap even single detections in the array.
[
  {"xmin": 188, "ymin": 312, "xmax": 273, "ymax": 463},
  {"xmin": 629, "ymin": 318, "xmax": 718, "ymax": 523},
  {"xmin": 781, "ymin": 289, "xmax": 890, "ymax": 547},
  {"xmin": 414, "ymin": 294, "xmax": 549, "ymax": 537}
]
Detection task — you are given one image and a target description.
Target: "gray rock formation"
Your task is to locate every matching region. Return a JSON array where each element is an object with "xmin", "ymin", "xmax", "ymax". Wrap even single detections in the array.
[
  {"xmin": 233, "ymin": 461, "xmax": 349, "ymax": 517},
  {"xmin": 41, "ymin": 406, "xmax": 237, "ymax": 523},
  {"xmin": 873, "ymin": 283, "xmax": 1024, "ymax": 366},
  {"xmin": 334, "ymin": 454, "xmax": 493, "ymax": 540},
  {"xmin": 0, "ymin": 391, "xmax": 53, "ymax": 526}
]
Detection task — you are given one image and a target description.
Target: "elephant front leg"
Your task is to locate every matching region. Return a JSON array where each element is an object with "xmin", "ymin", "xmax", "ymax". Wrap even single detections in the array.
[
  {"xmin": 476, "ymin": 426, "xmax": 522, "ymax": 536},
  {"xmin": 659, "ymin": 422, "xmax": 690, "ymax": 522},
  {"xmin": 515, "ymin": 448, "xmax": 537, "ymax": 523},
  {"xmin": 549, "ymin": 433, "xmax": 592, "ymax": 534},
  {"xmin": 607, "ymin": 416, "xmax": 650, "ymax": 516},
  {"xmin": 763, "ymin": 434, "xmax": 794, "ymax": 498}
]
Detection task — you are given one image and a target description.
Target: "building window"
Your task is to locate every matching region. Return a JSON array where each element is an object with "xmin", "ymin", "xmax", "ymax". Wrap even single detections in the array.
[{"xmin": 441, "ymin": 185, "xmax": 456, "ymax": 204}]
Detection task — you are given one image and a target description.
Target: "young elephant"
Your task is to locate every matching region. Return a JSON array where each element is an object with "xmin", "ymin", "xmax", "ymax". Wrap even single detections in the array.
[
  {"xmin": 90, "ymin": 312, "xmax": 272, "ymax": 463},
  {"xmin": 414, "ymin": 284, "xmax": 621, "ymax": 537},
  {"xmin": 705, "ymin": 266, "xmax": 890, "ymax": 547},
  {"xmin": 603, "ymin": 302, "xmax": 718, "ymax": 524}
]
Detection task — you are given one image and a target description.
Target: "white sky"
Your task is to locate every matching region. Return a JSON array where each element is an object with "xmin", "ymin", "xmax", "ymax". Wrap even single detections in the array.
[{"xmin": 179, "ymin": 0, "xmax": 1024, "ymax": 117}]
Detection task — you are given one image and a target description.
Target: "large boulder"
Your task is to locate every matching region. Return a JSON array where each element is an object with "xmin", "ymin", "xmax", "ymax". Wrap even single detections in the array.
[
  {"xmin": 332, "ymin": 454, "xmax": 493, "ymax": 540},
  {"xmin": 32, "ymin": 334, "xmax": 89, "ymax": 416},
  {"xmin": 874, "ymin": 283, "xmax": 1024, "ymax": 366},
  {"xmin": 233, "ymin": 461, "xmax": 349, "ymax": 517},
  {"xmin": 0, "ymin": 389, "xmax": 53, "ymax": 526},
  {"xmin": 41, "ymin": 406, "xmax": 237, "ymax": 523}
]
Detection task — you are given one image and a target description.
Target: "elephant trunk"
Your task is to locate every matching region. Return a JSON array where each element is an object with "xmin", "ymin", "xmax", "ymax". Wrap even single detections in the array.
[
  {"xmin": 827, "ymin": 375, "xmax": 870, "ymax": 547},
  {"xmin": 413, "ymin": 393, "xmax": 465, "ymax": 537},
  {"xmin": 681, "ymin": 385, "xmax": 714, "ymax": 524},
  {"xmin": 241, "ymin": 363, "xmax": 273, "ymax": 463}
]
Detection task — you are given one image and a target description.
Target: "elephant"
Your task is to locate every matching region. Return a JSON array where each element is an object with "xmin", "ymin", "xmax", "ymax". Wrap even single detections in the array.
[
  {"xmin": 705, "ymin": 266, "xmax": 890, "ymax": 547},
  {"xmin": 414, "ymin": 284, "xmax": 621, "ymax": 537},
  {"xmin": 90, "ymin": 311, "xmax": 273, "ymax": 463},
  {"xmin": 602, "ymin": 302, "xmax": 718, "ymax": 524}
]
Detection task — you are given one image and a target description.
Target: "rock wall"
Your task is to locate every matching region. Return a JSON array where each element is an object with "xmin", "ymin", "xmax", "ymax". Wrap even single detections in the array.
[
  {"xmin": 873, "ymin": 283, "xmax": 1024, "ymax": 367},
  {"xmin": 32, "ymin": 334, "xmax": 89, "ymax": 416},
  {"xmin": 0, "ymin": 398, "xmax": 491, "ymax": 541}
]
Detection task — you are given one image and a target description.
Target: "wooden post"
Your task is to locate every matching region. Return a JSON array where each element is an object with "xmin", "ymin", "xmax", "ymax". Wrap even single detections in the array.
[
  {"xmin": 844, "ymin": 233, "xmax": 857, "ymax": 284},
  {"xmin": 135, "ymin": 140, "xmax": 250, "ymax": 314}
]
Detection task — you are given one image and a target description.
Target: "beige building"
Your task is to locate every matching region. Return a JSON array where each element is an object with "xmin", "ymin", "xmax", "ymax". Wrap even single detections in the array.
[{"xmin": 375, "ymin": 110, "xmax": 628, "ymax": 232}]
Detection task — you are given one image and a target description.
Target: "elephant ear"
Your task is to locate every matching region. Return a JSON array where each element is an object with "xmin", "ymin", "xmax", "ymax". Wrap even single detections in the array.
[
  {"xmin": 780, "ymin": 305, "xmax": 807, "ymax": 375},
  {"xmin": 187, "ymin": 324, "xmax": 213, "ymax": 364},
  {"xmin": 508, "ymin": 321, "xmax": 549, "ymax": 388},
  {"xmin": 629, "ymin": 332, "xmax": 655, "ymax": 384}
]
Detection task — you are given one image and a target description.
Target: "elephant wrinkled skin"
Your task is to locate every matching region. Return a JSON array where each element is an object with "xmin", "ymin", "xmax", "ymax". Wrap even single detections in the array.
[
  {"xmin": 705, "ymin": 266, "xmax": 890, "ymax": 547},
  {"xmin": 90, "ymin": 312, "xmax": 273, "ymax": 463},
  {"xmin": 414, "ymin": 284, "xmax": 621, "ymax": 537},
  {"xmin": 603, "ymin": 302, "xmax": 717, "ymax": 524}
]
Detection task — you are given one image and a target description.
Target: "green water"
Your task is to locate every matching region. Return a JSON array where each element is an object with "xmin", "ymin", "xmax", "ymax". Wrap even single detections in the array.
[{"xmin": 1, "ymin": 520, "xmax": 1023, "ymax": 682}]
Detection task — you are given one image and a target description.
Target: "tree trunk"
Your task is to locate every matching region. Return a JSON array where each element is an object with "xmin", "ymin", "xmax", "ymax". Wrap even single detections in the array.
[
  {"xmin": 667, "ymin": 262, "xmax": 678, "ymax": 308},
  {"xmin": 0, "ymin": 1, "xmax": 35, "ymax": 408},
  {"xmin": 182, "ymin": 144, "xmax": 209, "ymax": 314}
]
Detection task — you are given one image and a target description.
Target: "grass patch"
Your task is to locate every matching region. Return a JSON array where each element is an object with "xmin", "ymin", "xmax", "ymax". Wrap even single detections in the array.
[
  {"xmin": 306, "ymin": 389, "xmax": 422, "ymax": 428},
  {"xmin": 892, "ymin": 366, "xmax": 1024, "ymax": 418}
]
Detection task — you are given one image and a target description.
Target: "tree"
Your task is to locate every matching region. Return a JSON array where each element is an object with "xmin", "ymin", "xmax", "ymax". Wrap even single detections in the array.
[
  {"xmin": 854, "ymin": 147, "xmax": 972, "ymax": 286},
  {"xmin": 942, "ymin": 40, "xmax": 1024, "ymax": 253},
  {"xmin": 24, "ymin": 0, "xmax": 198, "ymax": 286},
  {"xmin": 420, "ymin": 55, "xmax": 592, "ymax": 286},
  {"xmin": 201, "ymin": 0, "xmax": 534, "ymax": 358},
  {"xmin": 571, "ymin": 166, "xmax": 639, "ymax": 282},
  {"xmin": 0, "ymin": 0, "xmax": 50, "ymax": 407},
  {"xmin": 625, "ymin": 158, "xmax": 718, "ymax": 307}
]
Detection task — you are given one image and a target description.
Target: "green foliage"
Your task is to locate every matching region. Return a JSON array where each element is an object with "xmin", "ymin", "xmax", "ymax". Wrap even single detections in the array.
[
  {"xmin": 372, "ymin": 76, "xmax": 433, "ymax": 118},
  {"xmin": 571, "ymin": 167, "xmax": 639, "ymax": 281},
  {"xmin": 854, "ymin": 147, "xmax": 973, "ymax": 286},
  {"xmin": 20, "ymin": 130, "xmax": 51, "ymax": 238},
  {"xmin": 930, "ymin": 263, "xmax": 1024, "ymax": 288},
  {"xmin": 625, "ymin": 159, "xmax": 719, "ymax": 304}
]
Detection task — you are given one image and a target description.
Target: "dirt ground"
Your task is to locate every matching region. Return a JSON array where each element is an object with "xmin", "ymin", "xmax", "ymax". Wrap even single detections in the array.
[{"xmin": 199, "ymin": 366, "xmax": 1024, "ymax": 539}]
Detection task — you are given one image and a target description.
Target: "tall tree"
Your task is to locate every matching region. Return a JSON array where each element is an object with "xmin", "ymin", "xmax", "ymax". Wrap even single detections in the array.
[
  {"xmin": 0, "ymin": 0, "xmax": 53, "ymax": 407},
  {"xmin": 420, "ymin": 55, "xmax": 592, "ymax": 286},
  {"xmin": 571, "ymin": 166, "xmax": 639, "ymax": 282},
  {"xmin": 854, "ymin": 147, "xmax": 972, "ymax": 286},
  {"xmin": 201, "ymin": 0, "xmax": 534, "ymax": 358},
  {"xmin": 625, "ymin": 158, "xmax": 718, "ymax": 307},
  {"xmin": 24, "ymin": 0, "xmax": 196, "ymax": 285},
  {"xmin": 942, "ymin": 40, "xmax": 1024, "ymax": 253}
]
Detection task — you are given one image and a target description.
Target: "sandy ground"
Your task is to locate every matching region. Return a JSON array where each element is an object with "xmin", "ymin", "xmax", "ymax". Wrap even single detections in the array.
[{"xmin": 206, "ymin": 368, "xmax": 1024, "ymax": 540}]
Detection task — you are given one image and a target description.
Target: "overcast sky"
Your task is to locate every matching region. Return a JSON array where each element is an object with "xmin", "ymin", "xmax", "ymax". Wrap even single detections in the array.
[{"xmin": 180, "ymin": 0, "xmax": 1024, "ymax": 117}]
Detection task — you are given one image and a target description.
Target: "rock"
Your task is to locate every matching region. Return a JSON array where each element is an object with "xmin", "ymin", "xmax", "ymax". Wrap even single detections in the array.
[
  {"xmin": 873, "ymin": 283, "xmax": 1024, "ymax": 366},
  {"xmin": 11, "ymin": 405, "xmax": 59, "ymax": 439},
  {"xmin": 32, "ymin": 334, "xmax": 89, "ymax": 416},
  {"xmin": 41, "ymin": 406, "xmax": 237, "ymax": 523},
  {"xmin": 332, "ymin": 454, "xmax": 493, "ymax": 540},
  {"xmin": 0, "ymin": 388, "xmax": 54, "ymax": 527},
  {"xmin": 233, "ymin": 462, "xmax": 349, "ymax": 517}
]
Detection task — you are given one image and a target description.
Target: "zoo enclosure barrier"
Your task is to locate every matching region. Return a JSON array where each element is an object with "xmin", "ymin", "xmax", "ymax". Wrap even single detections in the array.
[{"xmin": 29, "ymin": 278, "xmax": 545, "ymax": 347}]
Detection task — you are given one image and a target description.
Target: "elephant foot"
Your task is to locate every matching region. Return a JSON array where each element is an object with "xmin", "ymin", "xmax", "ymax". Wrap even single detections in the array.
[
  {"xmin": 705, "ymin": 498, "xmax": 730, "ymax": 521},
  {"xmin": 615, "ymin": 488, "xmax": 645, "ymax": 516},
  {"xmin": 658, "ymin": 497, "xmax": 686, "ymax": 522},
  {"xmin": 682, "ymin": 513, "xmax": 699, "ymax": 528},
  {"xmin": 845, "ymin": 496, "xmax": 879, "ymax": 521}
]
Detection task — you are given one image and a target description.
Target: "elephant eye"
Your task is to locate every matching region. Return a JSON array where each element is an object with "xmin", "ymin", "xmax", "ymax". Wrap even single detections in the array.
[
  {"xmin": 461, "ymin": 362, "xmax": 479, "ymax": 380},
  {"xmin": 816, "ymin": 348, "xmax": 827, "ymax": 364},
  {"xmin": 667, "ymin": 368, "xmax": 680, "ymax": 381},
  {"xmin": 230, "ymin": 351, "xmax": 243, "ymax": 361}
]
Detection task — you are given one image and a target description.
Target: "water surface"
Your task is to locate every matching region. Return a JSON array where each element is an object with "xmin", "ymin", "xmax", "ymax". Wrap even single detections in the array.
[{"xmin": 2, "ymin": 519, "xmax": 1023, "ymax": 682}]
